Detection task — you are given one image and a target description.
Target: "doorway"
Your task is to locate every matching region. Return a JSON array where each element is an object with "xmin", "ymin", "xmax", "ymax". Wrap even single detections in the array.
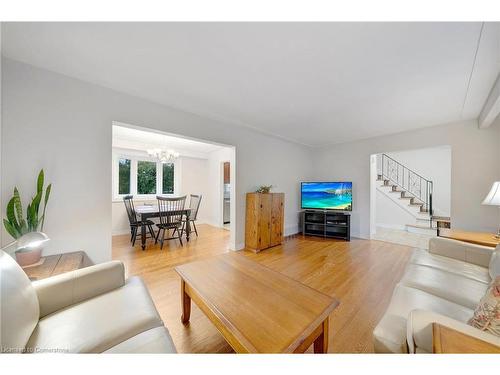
[
  {"xmin": 222, "ymin": 161, "xmax": 231, "ymax": 229},
  {"xmin": 369, "ymin": 146, "xmax": 451, "ymax": 249},
  {"xmin": 111, "ymin": 121, "xmax": 237, "ymax": 251}
]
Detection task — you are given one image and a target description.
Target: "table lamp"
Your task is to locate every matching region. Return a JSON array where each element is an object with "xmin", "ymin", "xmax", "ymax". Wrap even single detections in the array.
[{"xmin": 482, "ymin": 181, "xmax": 500, "ymax": 239}]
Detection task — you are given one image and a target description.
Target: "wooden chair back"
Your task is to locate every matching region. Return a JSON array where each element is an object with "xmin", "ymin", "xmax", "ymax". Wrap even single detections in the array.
[
  {"xmin": 157, "ymin": 196, "xmax": 186, "ymax": 227},
  {"xmin": 188, "ymin": 194, "xmax": 202, "ymax": 221},
  {"xmin": 123, "ymin": 195, "xmax": 138, "ymax": 225}
]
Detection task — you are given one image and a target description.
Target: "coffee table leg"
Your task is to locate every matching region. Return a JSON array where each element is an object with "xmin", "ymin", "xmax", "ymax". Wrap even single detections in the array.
[
  {"xmin": 314, "ymin": 317, "xmax": 329, "ymax": 353},
  {"xmin": 181, "ymin": 279, "xmax": 191, "ymax": 324}
]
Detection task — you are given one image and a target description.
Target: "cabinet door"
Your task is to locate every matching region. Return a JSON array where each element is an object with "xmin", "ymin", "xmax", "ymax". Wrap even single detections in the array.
[
  {"xmin": 258, "ymin": 194, "xmax": 272, "ymax": 249},
  {"xmin": 245, "ymin": 194, "xmax": 259, "ymax": 250},
  {"xmin": 270, "ymin": 194, "xmax": 284, "ymax": 246}
]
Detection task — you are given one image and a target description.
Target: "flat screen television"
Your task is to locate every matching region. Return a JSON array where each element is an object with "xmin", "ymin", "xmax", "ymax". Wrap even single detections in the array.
[{"xmin": 301, "ymin": 182, "xmax": 352, "ymax": 211}]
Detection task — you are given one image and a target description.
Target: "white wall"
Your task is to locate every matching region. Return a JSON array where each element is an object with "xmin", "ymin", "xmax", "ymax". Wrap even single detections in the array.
[
  {"xmin": 375, "ymin": 189, "xmax": 418, "ymax": 230},
  {"xmin": 1, "ymin": 58, "xmax": 312, "ymax": 263},
  {"xmin": 313, "ymin": 120, "xmax": 500, "ymax": 238},
  {"xmin": 384, "ymin": 146, "xmax": 451, "ymax": 216},
  {"xmin": 178, "ymin": 156, "xmax": 210, "ymax": 222}
]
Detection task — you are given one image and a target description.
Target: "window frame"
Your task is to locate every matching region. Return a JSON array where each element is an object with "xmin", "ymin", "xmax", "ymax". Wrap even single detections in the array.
[{"xmin": 112, "ymin": 150, "xmax": 179, "ymax": 201}]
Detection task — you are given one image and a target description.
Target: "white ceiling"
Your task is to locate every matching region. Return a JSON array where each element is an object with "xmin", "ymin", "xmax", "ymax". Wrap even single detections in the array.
[
  {"xmin": 112, "ymin": 123, "xmax": 224, "ymax": 158},
  {"xmin": 3, "ymin": 22, "xmax": 500, "ymax": 147}
]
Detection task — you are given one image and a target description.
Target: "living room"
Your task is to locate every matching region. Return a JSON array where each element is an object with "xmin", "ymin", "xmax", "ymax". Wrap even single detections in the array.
[{"xmin": 1, "ymin": 3, "xmax": 500, "ymax": 374}]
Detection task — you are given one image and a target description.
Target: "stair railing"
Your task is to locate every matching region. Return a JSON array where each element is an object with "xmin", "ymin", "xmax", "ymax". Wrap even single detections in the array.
[{"xmin": 379, "ymin": 154, "xmax": 433, "ymax": 219}]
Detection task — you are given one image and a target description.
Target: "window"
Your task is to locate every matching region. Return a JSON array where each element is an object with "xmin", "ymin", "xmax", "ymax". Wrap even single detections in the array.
[
  {"xmin": 118, "ymin": 158, "xmax": 131, "ymax": 194},
  {"xmin": 137, "ymin": 160, "xmax": 157, "ymax": 195},
  {"xmin": 162, "ymin": 163, "xmax": 174, "ymax": 194},
  {"xmin": 114, "ymin": 154, "xmax": 177, "ymax": 199}
]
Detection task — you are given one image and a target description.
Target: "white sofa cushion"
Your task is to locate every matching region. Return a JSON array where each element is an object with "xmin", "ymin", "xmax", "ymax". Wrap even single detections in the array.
[
  {"xmin": 373, "ymin": 284, "xmax": 474, "ymax": 353},
  {"xmin": 0, "ymin": 250, "xmax": 40, "ymax": 353},
  {"xmin": 410, "ymin": 248, "xmax": 491, "ymax": 284},
  {"xmin": 400, "ymin": 263, "xmax": 488, "ymax": 310},
  {"xmin": 429, "ymin": 237, "xmax": 492, "ymax": 268},
  {"xmin": 104, "ymin": 327, "xmax": 176, "ymax": 353},
  {"xmin": 33, "ymin": 260, "xmax": 126, "ymax": 318},
  {"xmin": 489, "ymin": 244, "xmax": 500, "ymax": 279},
  {"xmin": 26, "ymin": 277, "xmax": 163, "ymax": 353}
]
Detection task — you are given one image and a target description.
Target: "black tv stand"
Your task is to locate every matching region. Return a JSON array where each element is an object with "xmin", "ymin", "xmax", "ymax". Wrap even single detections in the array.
[{"xmin": 301, "ymin": 210, "xmax": 350, "ymax": 241}]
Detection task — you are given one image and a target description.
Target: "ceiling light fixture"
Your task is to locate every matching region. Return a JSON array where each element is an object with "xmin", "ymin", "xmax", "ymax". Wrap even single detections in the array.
[{"xmin": 147, "ymin": 148, "xmax": 180, "ymax": 164}]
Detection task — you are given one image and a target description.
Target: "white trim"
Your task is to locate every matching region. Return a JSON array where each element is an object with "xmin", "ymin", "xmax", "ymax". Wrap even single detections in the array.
[
  {"xmin": 352, "ymin": 232, "xmax": 368, "ymax": 240},
  {"xmin": 234, "ymin": 242, "xmax": 245, "ymax": 251},
  {"xmin": 376, "ymin": 223, "xmax": 407, "ymax": 231},
  {"xmin": 479, "ymin": 73, "xmax": 500, "ymax": 128}
]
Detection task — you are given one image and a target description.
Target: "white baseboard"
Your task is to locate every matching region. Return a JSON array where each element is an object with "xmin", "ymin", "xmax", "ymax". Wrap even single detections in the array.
[
  {"xmin": 376, "ymin": 223, "xmax": 407, "ymax": 231},
  {"xmin": 352, "ymin": 231, "xmax": 369, "ymax": 240},
  {"xmin": 112, "ymin": 228, "xmax": 131, "ymax": 236}
]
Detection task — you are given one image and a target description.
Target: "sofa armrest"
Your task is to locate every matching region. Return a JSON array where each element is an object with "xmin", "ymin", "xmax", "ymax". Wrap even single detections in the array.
[
  {"xmin": 407, "ymin": 309, "xmax": 500, "ymax": 353},
  {"xmin": 429, "ymin": 237, "xmax": 493, "ymax": 267},
  {"xmin": 32, "ymin": 260, "xmax": 126, "ymax": 318}
]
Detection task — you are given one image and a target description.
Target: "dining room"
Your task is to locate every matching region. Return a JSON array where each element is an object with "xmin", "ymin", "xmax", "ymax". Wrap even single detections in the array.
[{"xmin": 111, "ymin": 122, "xmax": 235, "ymax": 252}]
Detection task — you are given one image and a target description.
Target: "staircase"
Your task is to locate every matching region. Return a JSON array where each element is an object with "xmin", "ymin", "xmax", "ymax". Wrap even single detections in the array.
[{"xmin": 376, "ymin": 154, "xmax": 448, "ymax": 235}]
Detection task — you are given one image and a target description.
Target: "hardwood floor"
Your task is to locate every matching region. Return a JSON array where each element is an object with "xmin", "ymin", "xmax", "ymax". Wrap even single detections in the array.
[{"xmin": 112, "ymin": 224, "xmax": 412, "ymax": 353}]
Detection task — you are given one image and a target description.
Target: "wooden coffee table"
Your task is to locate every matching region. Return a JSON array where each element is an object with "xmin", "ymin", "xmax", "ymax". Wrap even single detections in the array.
[{"xmin": 175, "ymin": 253, "xmax": 339, "ymax": 353}]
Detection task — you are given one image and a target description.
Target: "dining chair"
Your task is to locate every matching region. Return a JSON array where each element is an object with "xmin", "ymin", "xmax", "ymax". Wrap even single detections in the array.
[
  {"xmin": 181, "ymin": 194, "xmax": 202, "ymax": 237},
  {"xmin": 123, "ymin": 195, "xmax": 156, "ymax": 246},
  {"xmin": 156, "ymin": 195, "xmax": 187, "ymax": 248}
]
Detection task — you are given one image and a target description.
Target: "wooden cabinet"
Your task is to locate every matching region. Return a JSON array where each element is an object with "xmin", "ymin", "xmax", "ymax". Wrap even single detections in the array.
[{"xmin": 245, "ymin": 193, "xmax": 284, "ymax": 252}]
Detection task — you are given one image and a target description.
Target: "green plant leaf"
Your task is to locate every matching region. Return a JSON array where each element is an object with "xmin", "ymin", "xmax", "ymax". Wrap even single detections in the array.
[
  {"xmin": 3, "ymin": 219, "xmax": 19, "ymax": 239},
  {"xmin": 26, "ymin": 202, "xmax": 32, "ymax": 231},
  {"xmin": 13, "ymin": 187, "xmax": 27, "ymax": 233},
  {"xmin": 44, "ymin": 184, "xmax": 51, "ymax": 206},
  {"xmin": 32, "ymin": 190, "xmax": 42, "ymax": 217},
  {"xmin": 6, "ymin": 197, "xmax": 20, "ymax": 232},
  {"xmin": 27, "ymin": 202, "xmax": 39, "ymax": 232},
  {"xmin": 41, "ymin": 183, "xmax": 52, "ymax": 231},
  {"xmin": 4, "ymin": 170, "xmax": 52, "ymax": 235},
  {"xmin": 37, "ymin": 169, "xmax": 44, "ymax": 194}
]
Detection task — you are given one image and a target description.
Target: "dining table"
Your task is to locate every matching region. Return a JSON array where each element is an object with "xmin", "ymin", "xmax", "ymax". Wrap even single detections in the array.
[{"xmin": 135, "ymin": 205, "xmax": 192, "ymax": 250}]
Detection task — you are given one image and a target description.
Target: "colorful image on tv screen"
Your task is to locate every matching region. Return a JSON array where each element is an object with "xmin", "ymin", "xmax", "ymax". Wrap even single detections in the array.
[{"xmin": 301, "ymin": 182, "xmax": 352, "ymax": 210}]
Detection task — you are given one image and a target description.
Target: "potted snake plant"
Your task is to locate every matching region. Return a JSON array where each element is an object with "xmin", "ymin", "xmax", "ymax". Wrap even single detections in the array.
[{"xmin": 3, "ymin": 169, "xmax": 52, "ymax": 266}]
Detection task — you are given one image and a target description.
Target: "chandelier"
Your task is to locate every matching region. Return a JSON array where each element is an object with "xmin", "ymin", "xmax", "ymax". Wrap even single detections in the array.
[{"xmin": 147, "ymin": 148, "xmax": 180, "ymax": 163}]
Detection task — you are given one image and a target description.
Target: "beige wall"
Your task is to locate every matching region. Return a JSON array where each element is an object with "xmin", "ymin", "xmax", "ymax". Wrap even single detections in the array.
[{"xmin": 313, "ymin": 119, "xmax": 500, "ymax": 238}]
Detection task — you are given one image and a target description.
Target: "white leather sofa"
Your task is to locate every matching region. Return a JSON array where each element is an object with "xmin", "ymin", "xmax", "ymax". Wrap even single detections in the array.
[
  {"xmin": 373, "ymin": 237, "xmax": 500, "ymax": 353},
  {"xmin": 0, "ymin": 249, "xmax": 176, "ymax": 353}
]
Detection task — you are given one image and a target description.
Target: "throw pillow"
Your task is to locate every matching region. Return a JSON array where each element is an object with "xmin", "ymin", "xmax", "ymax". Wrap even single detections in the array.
[{"xmin": 468, "ymin": 276, "xmax": 500, "ymax": 337}]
